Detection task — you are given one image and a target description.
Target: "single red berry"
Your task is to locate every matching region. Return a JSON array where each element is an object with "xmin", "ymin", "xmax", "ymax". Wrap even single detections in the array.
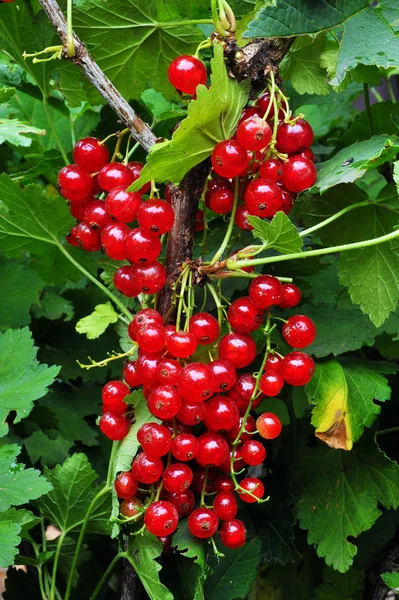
[
  {"xmin": 167, "ymin": 331, "xmax": 198, "ymax": 358},
  {"xmin": 211, "ymin": 139, "xmax": 248, "ymax": 179},
  {"xmin": 282, "ymin": 315, "xmax": 316, "ymax": 348},
  {"xmin": 220, "ymin": 446, "xmax": 245, "ymax": 474},
  {"xmin": 58, "ymin": 164, "xmax": 92, "ymax": 201},
  {"xmin": 256, "ymin": 412, "xmax": 282, "ymax": 440},
  {"xmin": 191, "ymin": 467, "xmax": 218, "ymax": 495},
  {"xmin": 137, "ymin": 423, "xmax": 172, "ymax": 457},
  {"xmin": 162, "ymin": 463, "xmax": 193, "ymax": 493},
  {"xmin": 215, "ymin": 475, "xmax": 235, "ymax": 494},
  {"xmin": 279, "ymin": 283, "xmax": 302, "ymax": 309},
  {"xmin": 69, "ymin": 198, "xmax": 91, "ymax": 221},
  {"xmin": 171, "ymin": 433, "xmax": 199, "ymax": 462},
  {"xmin": 241, "ymin": 440, "xmax": 266, "ymax": 466},
  {"xmin": 114, "ymin": 266, "xmax": 139, "ymax": 297},
  {"xmin": 206, "ymin": 189, "xmax": 234, "ymax": 214},
  {"xmin": 168, "ymin": 55, "xmax": 207, "ymax": 96},
  {"xmin": 128, "ymin": 308, "xmax": 164, "ymax": 341},
  {"xmin": 99, "ymin": 412, "xmax": 129, "ymax": 440},
  {"xmin": 177, "ymin": 363, "xmax": 215, "ymax": 402},
  {"xmin": 257, "ymin": 92, "xmax": 284, "ymax": 119},
  {"xmin": 244, "ymin": 178, "xmax": 283, "ymax": 218},
  {"xmin": 218, "ymin": 332, "xmax": 257, "ymax": 369},
  {"xmin": 177, "ymin": 400, "xmax": 206, "ymax": 426},
  {"xmin": 123, "ymin": 361, "xmax": 141, "ymax": 387},
  {"xmin": 227, "ymin": 297, "xmax": 264, "ymax": 333},
  {"xmin": 114, "ymin": 471, "xmax": 138, "ymax": 499},
  {"xmin": 280, "ymin": 186, "xmax": 295, "ymax": 214},
  {"xmin": 137, "ymin": 199, "xmax": 174, "ymax": 235},
  {"xmin": 101, "ymin": 222, "xmax": 130, "ymax": 260},
  {"xmin": 203, "ymin": 396, "xmax": 239, "ymax": 432},
  {"xmin": 276, "ymin": 119, "xmax": 314, "ymax": 154},
  {"xmin": 265, "ymin": 353, "xmax": 283, "ymax": 373},
  {"xmin": 84, "ymin": 200, "xmax": 114, "ymax": 230},
  {"xmin": 299, "ymin": 148, "xmax": 315, "ymax": 161},
  {"xmin": 213, "ymin": 492, "xmax": 238, "ymax": 521},
  {"xmin": 97, "ymin": 163, "xmax": 134, "ymax": 192},
  {"xmin": 127, "ymin": 161, "xmax": 151, "ymax": 195},
  {"xmin": 135, "ymin": 351, "xmax": 162, "ymax": 387},
  {"xmin": 249, "ymin": 275, "xmax": 282, "ymax": 309},
  {"xmin": 189, "ymin": 312, "xmax": 220, "ymax": 345},
  {"xmin": 167, "ymin": 489, "xmax": 195, "ymax": 517},
  {"xmin": 226, "ymin": 414, "xmax": 256, "ymax": 445},
  {"xmin": 75, "ymin": 222, "xmax": 102, "ymax": 251},
  {"xmin": 239, "ymin": 106, "xmax": 265, "ymax": 123},
  {"xmin": 196, "ymin": 432, "xmax": 229, "ymax": 467},
  {"xmin": 73, "ymin": 137, "xmax": 109, "ymax": 173},
  {"xmin": 238, "ymin": 477, "xmax": 264, "ymax": 503},
  {"xmin": 281, "ymin": 156, "xmax": 316, "ymax": 193},
  {"xmin": 220, "ymin": 519, "xmax": 247, "ymax": 549},
  {"xmin": 282, "ymin": 352, "xmax": 315, "ymax": 386},
  {"xmin": 237, "ymin": 116, "xmax": 272, "ymax": 151},
  {"xmin": 235, "ymin": 204, "xmax": 254, "ymax": 231},
  {"xmin": 144, "ymin": 500, "xmax": 179, "ymax": 536},
  {"xmin": 209, "ymin": 359, "xmax": 237, "ymax": 392},
  {"xmin": 259, "ymin": 158, "xmax": 283, "ymax": 181},
  {"xmin": 147, "ymin": 385, "xmax": 182, "ymax": 420},
  {"xmin": 136, "ymin": 324, "xmax": 166, "ymax": 353},
  {"xmin": 102, "ymin": 380, "xmax": 130, "ymax": 413},
  {"xmin": 205, "ymin": 177, "xmax": 233, "ymax": 201},
  {"xmin": 120, "ymin": 497, "xmax": 143, "ymax": 518},
  {"xmin": 105, "ymin": 187, "xmax": 142, "ymax": 223},
  {"xmin": 188, "ymin": 508, "xmax": 218, "ymax": 539},
  {"xmin": 157, "ymin": 359, "xmax": 182, "ymax": 387},
  {"xmin": 195, "ymin": 209, "xmax": 205, "ymax": 232},
  {"xmin": 259, "ymin": 371, "xmax": 284, "ymax": 397},
  {"xmin": 66, "ymin": 225, "xmax": 79, "ymax": 247},
  {"xmin": 131, "ymin": 261, "xmax": 166, "ymax": 294},
  {"xmin": 228, "ymin": 373, "xmax": 263, "ymax": 414},
  {"xmin": 124, "ymin": 228, "xmax": 161, "ymax": 264},
  {"xmin": 132, "ymin": 452, "xmax": 163, "ymax": 484}
]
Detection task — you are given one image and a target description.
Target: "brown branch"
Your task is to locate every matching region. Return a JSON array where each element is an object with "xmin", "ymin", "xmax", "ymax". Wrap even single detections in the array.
[{"xmin": 38, "ymin": 0, "xmax": 157, "ymax": 151}]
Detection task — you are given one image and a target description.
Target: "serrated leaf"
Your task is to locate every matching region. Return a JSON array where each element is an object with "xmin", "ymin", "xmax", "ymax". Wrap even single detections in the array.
[
  {"xmin": 48, "ymin": 536, "xmax": 91, "ymax": 589},
  {"xmin": 0, "ymin": 262, "xmax": 44, "ymax": 330},
  {"xmin": 0, "ymin": 520, "xmax": 21, "ymax": 568},
  {"xmin": 307, "ymin": 359, "xmax": 395, "ymax": 450},
  {"xmin": 0, "ymin": 444, "xmax": 52, "ymax": 511},
  {"xmin": 382, "ymin": 571, "xmax": 399, "ymax": 589},
  {"xmin": 280, "ymin": 34, "xmax": 330, "ymax": 96},
  {"xmin": 130, "ymin": 43, "xmax": 249, "ymax": 188},
  {"xmin": 0, "ymin": 508, "xmax": 40, "ymax": 540},
  {"xmin": 0, "ymin": 118, "xmax": 45, "ymax": 147},
  {"xmin": 343, "ymin": 102, "xmax": 399, "ymax": 145},
  {"xmin": 0, "ymin": 328, "xmax": 60, "ymax": 436},
  {"xmin": 295, "ymin": 431, "xmax": 399, "ymax": 572},
  {"xmin": 141, "ymin": 89, "xmax": 186, "ymax": 123},
  {"xmin": 76, "ymin": 302, "xmax": 118, "ymax": 340},
  {"xmin": 127, "ymin": 531, "xmax": 173, "ymax": 600},
  {"xmin": 32, "ymin": 291, "xmax": 74, "ymax": 322},
  {"xmin": 172, "ymin": 518, "xmax": 206, "ymax": 568},
  {"xmin": 248, "ymin": 212, "xmax": 302, "ymax": 254},
  {"xmin": 177, "ymin": 557, "xmax": 205, "ymax": 600},
  {"xmin": 24, "ymin": 430, "xmax": 73, "ymax": 465}
]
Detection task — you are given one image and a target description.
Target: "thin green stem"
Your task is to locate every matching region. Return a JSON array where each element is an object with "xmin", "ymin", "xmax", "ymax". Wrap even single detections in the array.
[
  {"xmin": 50, "ymin": 531, "xmax": 66, "ymax": 600},
  {"xmin": 370, "ymin": 88, "xmax": 384, "ymax": 103},
  {"xmin": 175, "ymin": 266, "xmax": 190, "ymax": 331},
  {"xmin": 157, "ymin": 18, "xmax": 214, "ymax": 28},
  {"xmin": 386, "ymin": 77, "xmax": 396, "ymax": 103},
  {"xmin": 43, "ymin": 97, "xmax": 69, "ymax": 165},
  {"xmin": 211, "ymin": 177, "xmax": 239, "ymax": 265},
  {"xmin": 376, "ymin": 426, "xmax": 399, "ymax": 437},
  {"xmin": 200, "ymin": 466, "xmax": 209, "ymax": 506},
  {"xmin": 37, "ymin": 567, "xmax": 47, "ymax": 600},
  {"xmin": 66, "ymin": 0, "xmax": 75, "ymax": 57},
  {"xmin": 363, "ymin": 83, "xmax": 374, "ymax": 136},
  {"xmin": 299, "ymin": 200, "xmax": 370, "ymax": 237},
  {"xmin": 89, "ymin": 552, "xmax": 126, "ymax": 600},
  {"xmin": 206, "ymin": 282, "xmax": 224, "ymax": 330},
  {"xmin": 211, "ymin": 0, "xmax": 229, "ymax": 36}
]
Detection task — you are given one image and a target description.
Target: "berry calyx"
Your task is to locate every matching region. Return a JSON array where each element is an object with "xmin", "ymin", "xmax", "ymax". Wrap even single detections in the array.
[
  {"xmin": 188, "ymin": 507, "xmax": 219, "ymax": 539},
  {"xmin": 237, "ymin": 116, "xmax": 272, "ymax": 151},
  {"xmin": 148, "ymin": 385, "xmax": 182, "ymax": 420},
  {"xmin": 137, "ymin": 199, "xmax": 175, "ymax": 235},
  {"xmin": 244, "ymin": 178, "xmax": 283, "ymax": 218},
  {"xmin": 171, "ymin": 433, "xmax": 199, "ymax": 461},
  {"xmin": 177, "ymin": 363, "xmax": 215, "ymax": 402},
  {"xmin": 144, "ymin": 500, "xmax": 179, "ymax": 536},
  {"xmin": 211, "ymin": 139, "xmax": 248, "ymax": 179},
  {"xmin": 209, "ymin": 360, "xmax": 237, "ymax": 392},
  {"xmin": 189, "ymin": 312, "xmax": 220, "ymax": 345},
  {"xmin": 162, "ymin": 463, "xmax": 193, "ymax": 493}
]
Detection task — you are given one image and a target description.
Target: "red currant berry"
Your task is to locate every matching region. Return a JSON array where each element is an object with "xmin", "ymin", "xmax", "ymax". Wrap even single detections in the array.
[
  {"xmin": 218, "ymin": 332, "xmax": 257, "ymax": 369},
  {"xmin": 281, "ymin": 352, "xmax": 315, "ymax": 386},
  {"xmin": 123, "ymin": 361, "xmax": 141, "ymax": 387},
  {"xmin": 58, "ymin": 165, "xmax": 92, "ymax": 201},
  {"xmin": 167, "ymin": 331, "xmax": 198, "ymax": 358},
  {"xmin": 127, "ymin": 161, "xmax": 151, "ymax": 195},
  {"xmin": 177, "ymin": 400, "xmax": 206, "ymax": 426},
  {"xmin": 282, "ymin": 315, "xmax": 316, "ymax": 348},
  {"xmin": 259, "ymin": 158, "xmax": 283, "ymax": 181},
  {"xmin": 137, "ymin": 423, "xmax": 172, "ymax": 457},
  {"xmin": 276, "ymin": 119, "xmax": 314, "ymax": 154},
  {"xmin": 69, "ymin": 198, "xmax": 90, "ymax": 221},
  {"xmin": 167, "ymin": 489, "xmax": 195, "ymax": 517},
  {"xmin": 99, "ymin": 412, "xmax": 129, "ymax": 440},
  {"xmin": 191, "ymin": 467, "xmax": 218, "ymax": 495},
  {"xmin": 265, "ymin": 353, "xmax": 283, "ymax": 373},
  {"xmin": 131, "ymin": 261, "xmax": 166, "ymax": 294},
  {"xmin": 128, "ymin": 309, "xmax": 164, "ymax": 341},
  {"xmin": 168, "ymin": 55, "xmax": 207, "ymax": 96},
  {"xmin": 237, "ymin": 116, "xmax": 272, "ymax": 151},
  {"xmin": 215, "ymin": 475, "xmax": 235, "ymax": 494},
  {"xmin": 157, "ymin": 359, "xmax": 182, "ymax": 387},
  {"xmin": 227, "ymin": 297, "xmax": 264, "ymax": 333},
  {"xmin": 162, "ymin": 463, "xmax": 193, "ymax": 493},
  {"xmin": 195, "ymin": 209, "xmax": 204, "ymax": 232},
  {"xmin": 177, "ymin": 362, "xmax": 215, "ymax": 402},
  {"xmin": 299, "ymin": 148, "xmax": 315, "ymax": 161},
  {"xmin": 84, "ymin": 200, "xmax": 114, "ymax": 230},
  {"xmin": 136, "ymin": 324, "xmax": 166, "ymax": 353},
  {"xmin": 114, "ymin": 266, "xmax": 139, "ymax": 297},
  {"xmin": 135, "ymin": 351, "xmax": 162, "ymax": 387},
  {"xmin": 188, "ymin": 508, "xmax": 218, "ymax": 539},
  {"xmin": 220, "ymin": 519, "xmax": 247, "ymax": 549},
  {"xmin": 206, "ymin": 189, "xmax": 234, "ymax": 214},
  {"xmin": 226, "ymin": 414, "xmax": 256, "ymax": 445},
  {"xmin": 239, "ymin": 106, "xmax": 265, "ymax": 123},
  {"xmin": 189, "ymin": 312, "xmax": 220, "ymax": 345},
  {"xmin": 209, "ymin": 359, "xmax": 237, "ymax": 392},
  {"xmin": 163, "ymin": 421, "xmax": 193, "ymax": 437},
  {"xmin": 228, "ymin": 373, "xmax": 262, "ymax": 414},
  {"xmin": 279, "ymin": 283, "xmax": 301, "ymax": 309},
  {"xmin": 105, "ymin": 187, "xmax": 142, "ymax": 223},
  {"xmin": 205, "ymin": 177, "xmax": 233, "ymax": 200},
  {"xmin": 144, "ymin": 500, "xmax": 179, "ymax": 536},
  {"xmin": 101, "ymin": 222, "xmax": 130, "ymax": 260},
  {"xmin": 238, "ymin": 477, "xmax": 264, "ymax": 503},
  {"xmin": 281, "ymin": 156, "xmax": 316, "ymax": 192},
  {"xmin": 256, "ymin": 412, "xmax": 282, "ymax": 440},
  {"xmin": 66, "ymin": 225, "xmax": 79, "ymax": 247},
  {"xmin": 148, "ymin": 385, "xmax": 182, "ymax": 420},
  {"xmin": 120, "ymin": 497, "xmax": 143, "ymax": 518},
  {"xmin": 220, "ymin": 446, "xmax": 245, "ymax": 474},
  {"xmin": 211, "ymin": 139, "xmax": 248, "ymax": 179},
  {"xmin": 73, "ymin": 137, "xmax": 109, "ymax": 173},
  {"xmin": 244, "ymin": 177, "xmax": 283, "ymax": 218},
  {"xmin": 257, "ymin": 92, "xmax": 284, "ymax": 119},
  {"xmin": 213, "ymin": 492, "xmax": 238, "ymax": 521},
  {"xmin": 280, "ymin": 186, "xmax": 295, "ymax": 214},
  {"xmin": 249, "ymin": 275, "xmax": 282, "ymax": 309},
  {"xmin": 241, "ymin": 440, "xmax": 266, "ymax": 466},
  {"xmin": 75, "ymin": 222, "xmax": 102, "ymax": 251},
  {"xmin": 259, "ymin": 371, "xmax": 284, "ymax": 397},
  {"xmin": 171, "ymin": 433, "xmax": 199, "ymax": 462},
  {"xmin": 196, "ymin": 432, "xmax": 229, "ymax": 467},
  {"xmin": 97, "ymin": 163, "xmax": 134, "ymax": 192},
  {"xmin": 132, "ymin": 452, "xmax": 163, "ymax": 484},
  {"xmin": 137, "ymin": 200, "xmax": 174, "ymax": 235},
  {"xmin": 102, "ymin": 380, "xmax": 130, "ymax": 413},
  {"xmin": 203, "ymin": 396, "xmax": 239, "ymax": 432},
  {"xmin": 234, "ymin": 204, "xmax": 254, "ymax": 231},
  {"xmin": 114, "ymin": 471, "xmax": 138, "ymax": 499},
  {"xmin": 124, "ymin": 228, "xmax": 161, "ymax": 264}
]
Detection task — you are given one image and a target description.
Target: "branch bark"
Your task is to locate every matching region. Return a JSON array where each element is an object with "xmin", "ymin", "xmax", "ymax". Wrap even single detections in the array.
[{"xmin": 38, "ymin": 0, "xmax": 157, "ymax": 151}]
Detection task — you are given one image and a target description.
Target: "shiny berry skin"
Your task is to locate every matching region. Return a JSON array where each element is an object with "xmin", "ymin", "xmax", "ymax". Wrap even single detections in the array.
[
  {"xmin": 215, "ymin": 475, "xmax": 234, "ymax": 494},
  {"xmin": 123, "ymin": 361, "xmax": 141, "ymax": 387},
  {"xmin": 249, "ymin": 275, "xmax": 282, "ymax": 309},
  {"xmin": 135, "ymin": 352, "xmax": 162, "ymax": 387},
  {"xmin": 168, "ymin": 489, "xmax": 195, "ymax": 517},
  {"xmin": 120, "ymin": 497, "xmax": 143, "ymax": 518},
  {"xmin": 105, "ymin": 187, "xmax": 142, "ymax": 223},
  {"xmin": 137, "ymin": 423, "xmax": 172, "ymax": 457},
  {"xmin": 256, "ymin": 412, "xmax": 282, "ymax": 440},
  {"xmin": 235, "ymin": 204, "xmax": 254, "ymax": 231},
  {"xmin": 259, "ymin": 371, "xmax": 284, "ymax": 397},
  {"xmin": 299, "ymin": 148, "xmax": 315, "ymax": 161},
  {"xmin": 244, "ymin": 177, "xmax": 283, "ymax": 218},
  {"xmin": 177, "ymin": 363, "xmax": 215, "ymax": 402},
  {"xmin": 137, "ymin": 200, "xmax": 174, "ymax": 235},
  {"xmin": 73, "ymin": 137, "xmax": 109, "ymax": 173},
  {"xmin": 84, "ymin": 200, "xmax": 113, "ymax": 230},
  {"xmin": 144, "ymin": 500, "xmax": 179, "ymax": 536},
  {"xmin": 168, "ymin": 55, "xmax": 207, "ymax": 96},
  {"xmin": 189, "ymin": 312, "xmax": 220, "ymax": 345},
  {"xmin": 240, "ymin": 106, "xmax": 264, "ymax": 122},
  {"xmin": 127, "ymin": 161, "xmax": 151, "ymax": 195},
  {"xmin": 58, "ymin": 164, "xmax": 92, "ymax": 201},
  {"xmin": 124, "ymin": 228, "xmax": 161, "ymax": 264},
  {"xmin": 132, "ymin": 261, "xmax": 166, "ymax": 294},
  {"xmin": 276, "ymin": 119, "xmax": 314, "ymax": 154},
  {"xmin": 207, "ymin": 189, "xmax": 234, "ymax": 214},
  {"xmin": 196, "ymin": 432, "xmax": 229, "ymax": 467},
  {"xmin": 221, "ymin": 446, "xmax": 244, "ymax": 474},
  {"xmin": 99, "ymin": 412, "xmax": 129, "ymax": 440},
  {"xmin": 211, "ymin": 139, "xmax": 248, "ymax": 179},
  {"xmin": 177, "ymin": 400, "xmax": 206, "ymax": 426},
  {"xmin": 265, "ymin": 353, "xmax": 283, "ymax": 373},
  {"xmin": 229, "ymin": 373, "xmax": 262, "ymax": 414},
  {"xmin": 131, "ymin": 452, "xmax": 163, "ymax": 484},
  {"xmin": 188, "ymin": 508, "xmax": 218, "ymax": 539},
  {"xmin": 171, "ymin": 433, "xmax": 199, "ymax": 461},
  {"xmin": 101, "ymin": 222, "xmax": 130, "ymax": 260},
  {"xmin": 102, "ymin": 380, "xmax": 130, "ymax": 413},
  {"xmin": 203, "ymin": 396, "xmax": 239, "ymax": 432},
  {"xmin": 136, "ymin": 324, "xmax": 166, "ymax": 353},
  {"xmin": 281, "ymin": 352, "xmax": 315, "ymax": 386},
  {"xmin": 218, "ymin": 332, "xmax": 257, "ymax": 369},
  {"xmin": 237, "ymin": 116, "xmax": 272, "ymax": 151},
  {"xmin": 195, "ymin": 209, "xmax": 204, "ymax": 231},
  {"xmin": 66, "ymin": 226, "xmax": 79, "ymax": 247},
  {"xmin": 281, "ymin": 156, "xmax": 316, "ymax": 193},
  {"xmin": 75, "ymin": 223, "xmax": 102, "ymax": 251},
  {"xmin": 128, "ymin": 309, "xmax": 164, "ymax": 341},
  {"xmin": 191, "ymin": 467, "xmax": 218, "ymax": 495},
  {"xmin": 114, "ymin": 266, "xmax": 139, "ymax": 297},
  {"xmin": 238, "ymin": 477, "xmax": 264, "ymax": 503},
  {"xmin": 209, "ymin": 359, "xmax": 237, "ymax": 392},
  {"xmin": 69, "ymin": 198, "xmax": 91, "ymax": 221},
  {"xmin": 157, "ymin": 359, "xmax": 182, "ymax": 386},
  {"xmin": 282, "ymin": 315, "xmax": 316, "ymax": 348},
  {"xmin": 220, "ymin": 519, "xmax": 247, "ymax": 549},
  {"xmin": 280, "ymin": 187, "xmax": 295, "ymax": 214},
  {"xmin": 241, "ymin": 440, "xmax": 266, "ymax": 466},
  {"xmin": 148, "ymin": 385, "xmax": 182, "ymax": 420},
  {"xmin": 279, "ymin": 283, "xmax": 302, "ymax": 309},
  {"xmin": 226, "ymin": 414, "xmax": 256, "ymax": 445},
  {"xmin": 259, "ymin": 158, "xmax": 283, "ymax": 181},
  {"xmin": 162, "ymin": 463, "xmax": 193, "ymax": 493},
  {"xmin": 114, "ymin": 471, "xmax": 138, "ymax": 499},
  {"xmin": 227, "ymin": 297, "xmax": 264, "ymax": 333},
  {"xmin": 257, "ymin": 91, "xmax": 283, "ymax": 119},
  {"xmin": 205, "ymin": 177, "xmax": 233, "ymax": 202},
  {"xmin": 97, "ymin": 163, "xmax": 134, "ymax": 192},
  {"xmin": 167, "ymin": 331, "xmax": 197, "ymax": 358},
  {"xmin": 213, "ymin": 492, "xmax": 238, "ymax": 521}
]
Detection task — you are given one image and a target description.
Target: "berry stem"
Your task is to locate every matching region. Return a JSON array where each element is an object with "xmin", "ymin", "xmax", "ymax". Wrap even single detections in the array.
[
  {"xmin": 49, "ymin": 531, "xmax": 66, "ymax": 600},
  {"xmin": 210, "ymin": 177, "xmax": 239, "ymax": 265},
  {"xmin": 206, "ymin": 282, "xmax": 227, "ymax": 330},
  {"xmin": 77, "ymin": 345, "xmax": 137, "ymax": 370},
  {"xmin": 89, "ymin": 552, "xmax": 127, "ymax": 600},
  {"xmin": 200, "ymin": 466, "xmax": 209, "ymax": 506},
  {"xmin": 175, "ymin": 265, "xmax": 190, "ymax": 331},
  {"xmin": 66, "ymin": 0, "xmax": 75, "ymax": 58},
  {"xmin": 376, "ymin": 426, "xmax": 399, "ymax": 437},
  {"xmin": 299, "ymin": 200, "xmax": 371, "ymax": 238}
]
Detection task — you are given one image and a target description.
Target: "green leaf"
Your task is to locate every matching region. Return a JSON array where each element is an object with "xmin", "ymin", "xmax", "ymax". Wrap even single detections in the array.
[
  {"xmin": 314, "ymin": 566, "xmax": 364, "ymax": 600},
  {"xmin": 76, "ymin": 302, "xmax": 119, "ymax": 340},
  {"xmin": 244, "ymin": 0, "xmax": 369, "ymax": 38},
  {"xmin": 343, "ymin": 102, "xmax": 399, "ymax": 145},
  {"xmin": 24, "ymin": 430, "xmax": 73, "ymax": 465},
  {"xmin": 38, "ymin": 453, "xmax": 111, "ymax": 535},
  {"xmin": 296, "ymin": 432, "xmax": 399, "ymax": 572},
  {"xmin": 0, "ymin": 117, "xmax": 45, "ymax": 147},
  {"xmin": 307, "ymin": 359, "xmax": 395, "ymax": 450},
  {"xmin": 0, "ymin": 86, "xmax": 16, "ymax": 103},
  {"xmin": 0, "ymin": 328, "xmax": 60, "ymax": 436},
  {"xmin": 0, "ymin": 262, "xmax": 44, "ymax": 329},
  {"xmin": 248, "ymin": 212, "xmax": 302, "ymax": 254},
  {"xmin": 0, "ymin": 508, "xmax": 40, "ymax": 540},
  {"xmin": 141, "ymin": 89, "xmax": 186, "ymax": 123},
  {"xmin": 172, "ymin": 518, "xmax": 206, "ymax": 568},
  {"xmin": 0, "ymin": 520, "xmax": 21, "ymax": 568},
  {"xmin": 394, "ymin": 160, "xmax": 399, "ymax": 193},
  {"xmin": 32, "ymin": 291, "xmax": 74, "ymax": 322},
  {"xmin": 127, "ymin": 531, "xmax": 173, "ymax": 600},
  {"xmin": 381, "ymin": 571, "xmax": 399, "ymax": 589},
  {"xmin": 280, "ymin": 34, "xmax": 330, "ymax": 96},
  {"xmin": 130, "ymin": 43, "xmax": 249, "ymax": 188},
  {"xmin": 313, "ymin": 136, "xmax": 399, "ymax": 193},
  {"xmin": 0, "ymin": 444, "xmax": 52, "ymax": 511}
]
